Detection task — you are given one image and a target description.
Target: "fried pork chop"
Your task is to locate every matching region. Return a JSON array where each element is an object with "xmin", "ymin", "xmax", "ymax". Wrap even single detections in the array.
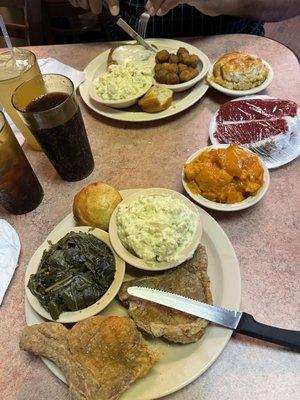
[
  {"xmin": 119, "ymin": 245, "xmax": 212, "ymax": 344},
  {"xmin": 20, "ymin": 316, "xmax": 159, "ymax": 400}
]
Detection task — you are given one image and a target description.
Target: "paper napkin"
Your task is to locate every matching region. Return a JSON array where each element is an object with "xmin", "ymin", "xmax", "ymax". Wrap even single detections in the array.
[{"xmin": 0, "ymin": 219, "xmax": 21, "ymax": 305}]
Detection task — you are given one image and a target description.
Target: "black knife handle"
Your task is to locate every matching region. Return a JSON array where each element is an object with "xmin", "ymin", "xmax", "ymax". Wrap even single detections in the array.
[{"xmin": 236, "ymin": 313, "xmax": 300, "ymax": 351}]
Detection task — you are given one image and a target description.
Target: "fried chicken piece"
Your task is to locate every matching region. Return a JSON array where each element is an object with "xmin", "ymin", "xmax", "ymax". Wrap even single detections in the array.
[
  {"xmin": 155, "ymin": 49, "xmax": 170, "ymax": 63},
  {"xmin": 178, "ymin": 63, "xmax": 189, "ymax": 74},
  {"xmin": 119, "ymin": 245, "xmax": 212, "ymax": 344},
  {"xmin": 161, "ymin": 62, "xmax": 178, "ymax": 74},
  {"xmin": 155, "ymin": 69, "xmax": 180, "ymax": 84},
  {"xmin": 179, "ymin": 67, "xmax": 199, "ymax": 82},
  {"xmin": 177, "ymin": 47, "xmax": 189, "ymax": 57},
  {"xmin": 169, "ymin": 53, "xmax": 179, "ymax": 64},
  {"xmin": 20, "ymin": 316, "xmax": 159, "ymax": 400},
  {"xmin": 188, "ymin": 54, "xmax": 200, "ymax": 68}
]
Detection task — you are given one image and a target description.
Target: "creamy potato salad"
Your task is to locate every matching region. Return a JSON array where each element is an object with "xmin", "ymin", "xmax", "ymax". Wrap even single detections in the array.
[
  {"xmin": 94, "ymin": 63, "xmax": 152, "ymax": 101},
  {"xmin": 116, "ymin": 195, "xmax": 197, "ymax": 263}
]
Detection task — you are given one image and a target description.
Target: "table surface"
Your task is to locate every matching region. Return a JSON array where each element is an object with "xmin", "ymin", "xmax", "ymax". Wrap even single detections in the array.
[{"xmin": 1, "ymin": 34, "xmax": 299, "ymax": 400}]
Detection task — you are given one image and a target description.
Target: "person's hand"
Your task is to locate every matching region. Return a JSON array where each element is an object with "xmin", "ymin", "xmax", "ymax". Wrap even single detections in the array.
[
  {"xmin": 145, "ymin": 0, "xmax": 224, "ymax": 17},
  {"xmin": 68, "ymin": 0, "xmax": 119, "ymax": 16}
]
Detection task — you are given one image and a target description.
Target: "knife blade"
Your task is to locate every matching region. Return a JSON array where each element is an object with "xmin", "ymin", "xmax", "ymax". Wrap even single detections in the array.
[
  {"xmin": 116, "ymin": 18, "xmax": 156, "ymax": 53},
  {"xmin": 127, "ymin": 286, "xmax": 300, "ymax": 350}
]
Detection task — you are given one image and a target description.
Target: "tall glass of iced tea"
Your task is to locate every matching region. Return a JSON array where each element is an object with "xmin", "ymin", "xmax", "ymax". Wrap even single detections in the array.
[
  {"xmin": 0, "ymin": 111, "xmax": 43, "ymax": 214},
  {"xmin": 0, "ymin": 48, "xmax": 41, "ymax": 151},
  {"xmin": 12, "ymin": 74, "xmax": 94, "ymax": 182}
]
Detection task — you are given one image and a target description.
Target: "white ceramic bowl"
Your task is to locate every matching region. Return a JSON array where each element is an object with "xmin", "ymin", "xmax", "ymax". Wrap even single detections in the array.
[
  {"xmin": 182, "ymin": 144, "xmax": 270, "ymax": 212},
  {"xmin": 89, "ymin": 79, "xmax": 153, "ymax": 108},
  {"xmin": 155, "ymin": 51, "xmax": 211, "ymax": 93},
  {"xmin": 207, "ymin": 60, "xmax": 274, "ymax": 97},
  {"xmin": 109, "ymin": 188, "xmax": 202, "ymax": 271},
  {"xmin": 25, "ymin": 226, "xmax": 125, "ymax": 323}
]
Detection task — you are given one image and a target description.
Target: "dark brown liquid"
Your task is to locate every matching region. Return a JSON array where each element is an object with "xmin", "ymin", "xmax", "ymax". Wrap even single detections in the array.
[
  {"xmin": 26, "ymin": 92, "xmax": 68, "ymax": 112},
  {"xmin": 26, "ymin": 93, "xmax": 94, "ymax": 182},
  {"xmin": 0, "ymin": 134, "xmax": 43, "ymax": 214}
]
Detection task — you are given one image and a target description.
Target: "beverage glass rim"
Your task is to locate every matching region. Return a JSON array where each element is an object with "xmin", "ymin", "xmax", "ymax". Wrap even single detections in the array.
[
  {"xmin": 0, "ymin": 48, "xmax": 38, "ymax": 83},
  {"xmin": 12, "ymin": 73, "xmax": 75, "ymax": 116}
]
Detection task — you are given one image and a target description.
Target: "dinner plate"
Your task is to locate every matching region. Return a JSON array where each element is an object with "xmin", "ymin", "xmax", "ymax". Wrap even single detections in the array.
[
  {"xmin": 25, "ymin": 189, "xmax": 241, "ymax": 400},
  {"xmin": 109, "ymin": 188, "xmax": 202, "ymax": 271},
  {"xmin": 25, "ymin": 226, "xmax": 125, "ymax": 323},
  {"xmin": 182, "ymin": 145, "xmax": 270, "ymax": 212},
  {"xmin": 207, "ymin": 60, "xmax": 274, "ymax": 97},
  {"xmin": 209, "ymin": 95, "xmax": 300, "ymax": 169},
  {"xmin": 79, "ymin": 39, "xmax": 210, "ymax": 122}
]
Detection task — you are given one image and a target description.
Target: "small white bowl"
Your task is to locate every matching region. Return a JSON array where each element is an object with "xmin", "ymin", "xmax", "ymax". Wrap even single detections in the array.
[
  {"xmin": 182, "ymin": 144, "xmax": 270, "ymax": 212},
  {"xmin": 207, "ymin": 60, "xmax": 274, "ymax": 97},
  {"xmin": 89, "ymin": 79, "xmax": 153, "ymax": 108},
  {"xmin": 25, "ymin": 226, "xmax": 125, "ymax": 323},
  {"xmin": 109, "ymin": 188, "xmax": 202, "ymax": 271},
  {"xmin": 155, "ymin": 53, "xmax": 211, "ymax": 93}
]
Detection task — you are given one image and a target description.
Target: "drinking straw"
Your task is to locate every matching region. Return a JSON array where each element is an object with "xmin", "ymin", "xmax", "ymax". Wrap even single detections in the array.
[{"xmin": 0, "ymin": 15, "xmax": 16, "ymax": 62}]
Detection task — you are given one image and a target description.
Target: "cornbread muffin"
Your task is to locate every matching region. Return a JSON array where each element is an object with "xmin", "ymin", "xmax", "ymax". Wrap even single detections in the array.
[
  {"xmin": 209, "ymin": 52, "xmax": 269, "ymax": 90},
  {"xmin": 73, "ymin": 182, "xmax": 122, "ymax": 231}
]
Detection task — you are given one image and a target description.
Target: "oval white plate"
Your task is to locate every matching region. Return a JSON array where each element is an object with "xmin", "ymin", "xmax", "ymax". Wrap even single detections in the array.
[
  {"xmin": 79, "ymin": 39, "xmax": 210, "ymax": 122},
  {"xmin": 89, "ymin": 78, "xmax": 152, "ymax": 109},
  {"xmin": 25, "ymin": 226, "xmax": 125, "ymax": 323},
  {"xmin": 109, "ymin": 188, "xmax": 202, "ymax": 271},
  {"xmin": 25, "ymin": 188, "xmax": 241, "ymax": 400},
  {"xmin": 207, "ymin": 60, "xmax": 274, "ymax": 97},
  {"xmin": 182, "ymin": 144, "xmax": 270, "ymax": 212},
  {"xmin": 209, "ymin": 95, "xmax": 300, "ymax": 169}
]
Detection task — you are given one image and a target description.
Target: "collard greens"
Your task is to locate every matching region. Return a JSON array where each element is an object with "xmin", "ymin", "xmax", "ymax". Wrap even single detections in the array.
[{"xmin": 28, "ymin": 232, "xmax": 116, "ymax": 320}]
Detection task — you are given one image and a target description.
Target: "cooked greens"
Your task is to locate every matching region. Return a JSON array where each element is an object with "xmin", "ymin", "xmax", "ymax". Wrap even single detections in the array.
[{"xmin": 28, "ymin": 231, "xmax": 116, "ymax": 320}]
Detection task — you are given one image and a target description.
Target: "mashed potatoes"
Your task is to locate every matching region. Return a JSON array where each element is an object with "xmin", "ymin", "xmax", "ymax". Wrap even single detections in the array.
[{"xmin": 94, "ymin": 63, "xmax": 153, "ymax": 101}]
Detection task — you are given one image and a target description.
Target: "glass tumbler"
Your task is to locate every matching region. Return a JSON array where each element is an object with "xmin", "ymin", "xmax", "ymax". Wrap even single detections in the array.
[
  {"xmin": 0, "ymin": 48, "xmax": 41, "ymax": 151},
  {"xmin": 12, "ymin": 74, "xmax": 94, "ymax": 182},
  {"xmin": 0, "ymin": 111, "xmax": 43, "ymax": 214}
]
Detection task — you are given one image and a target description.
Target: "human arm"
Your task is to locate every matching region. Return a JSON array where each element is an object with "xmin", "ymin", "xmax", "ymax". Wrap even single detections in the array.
[
  {"xmin": 68, "ymin": 0, "xmax": 119, "ymax": 15},
  {"xmin": 146, "ymin": 0, "xmax": 300, "ymax": 22}
]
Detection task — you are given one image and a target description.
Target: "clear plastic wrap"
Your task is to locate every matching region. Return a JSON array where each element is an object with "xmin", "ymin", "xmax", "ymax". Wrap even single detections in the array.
[{"xmin": 209, "ymin": 96, "xmax": 300, "ymax": 168}]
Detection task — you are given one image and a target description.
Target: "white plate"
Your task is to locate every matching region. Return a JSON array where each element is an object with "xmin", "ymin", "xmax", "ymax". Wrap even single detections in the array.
[
  {"xmin": 109, "ymin": 188, "xmax": 202, "ymax": 271},
  {"xmin": 209, "ymin": 95, "xmax": 300, "ymax": 169},
  {"xmin": 25, "ymin": 226, "xmax": 125, "ymax": 323},
  {"xmin": 207, "ymin": 60, "xmax": 274, "ymax": 97},
  {"xmin": 182, "ymin": 145, "xmax": 270, "ymax": 212},
  {"xmin": 25, "ymin": 189, "xmax": 241, "ymax": 400},
  {"xmin": 79, "ymin": 39, "xmax": 210, "ymax": 122}
]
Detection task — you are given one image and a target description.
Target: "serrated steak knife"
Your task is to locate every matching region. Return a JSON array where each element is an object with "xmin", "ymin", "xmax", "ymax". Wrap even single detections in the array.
[{"xmin": 127, "ymin": 286, "xmax": 300, "ymax": 350}]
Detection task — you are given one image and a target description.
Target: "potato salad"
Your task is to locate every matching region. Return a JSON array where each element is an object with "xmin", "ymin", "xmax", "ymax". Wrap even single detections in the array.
[
  {"xmin": 116, "ymin": 195, "xmax": 197, "ymax": 263},
  {"xmin": 94, "ymin": 63, "xmax": 152, "ymax": 101}
]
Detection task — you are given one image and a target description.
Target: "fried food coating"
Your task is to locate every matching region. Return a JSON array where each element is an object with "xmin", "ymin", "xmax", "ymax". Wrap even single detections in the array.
[
  {"xmin": 178, "ymin": 63, "xmax": 189, "ymax": 73},
  {"xmin": 169, "ymin": 53, "xmax": 179, "ymax": 64},
  {"xmin": 161, "ymin": 62, "xmax": 178, "ymax": 74},
  {"xmin": 155, "ymin": 49, "xmax": 170, "ymax": 63},
  {"xmin": 154, "ymin": 47, "xmax": 199, "ymax": 84},
  {"xmin": 20, "ymin": 316, "xmax": 159, "ymax": 400},
  {"xmin": 155, "ymin": 69, "xmax": 180, "ymax": 84},
  {"xmin": 179, "ymin": 67, "xmax": 199, "ymax": 82},
  {"xmin": 188, "ymin": 54, "xmax": 200, "ymax": 68},
  {"xmin": 177, "ymin": 47, "xmax": 189, "ymax": 57},
  {"xmin": 154, "ymin": 63, "xmax": 163, "ymax": 73}
]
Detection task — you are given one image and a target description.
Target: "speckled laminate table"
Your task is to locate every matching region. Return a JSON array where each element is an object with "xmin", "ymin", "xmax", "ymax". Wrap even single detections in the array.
[{"xmin": 0, "ymin": 34, "xmax": 299, "ymax": 400}]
